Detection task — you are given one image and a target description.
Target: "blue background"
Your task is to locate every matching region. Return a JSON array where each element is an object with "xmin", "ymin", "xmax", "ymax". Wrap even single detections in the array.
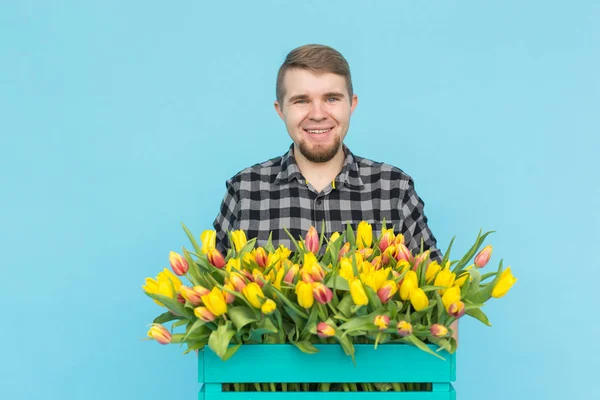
[{"xmin": 1, "ymin": 1, "xmax": 598, "ymax": 399}]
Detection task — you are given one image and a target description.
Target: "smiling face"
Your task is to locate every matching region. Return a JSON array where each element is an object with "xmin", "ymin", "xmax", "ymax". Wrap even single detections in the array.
[{"xmin": 275, "ymin": 68, "xmax": 358, "ymax": 163}]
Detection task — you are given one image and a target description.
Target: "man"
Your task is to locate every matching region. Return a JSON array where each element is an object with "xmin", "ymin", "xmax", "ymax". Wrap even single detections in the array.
[{"xmin": 212, "ymin": 44, "xmax": 442, "ymax": 263}]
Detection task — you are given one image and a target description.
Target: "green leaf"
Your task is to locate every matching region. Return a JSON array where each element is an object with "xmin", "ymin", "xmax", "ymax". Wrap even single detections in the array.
[
  {"xmin": 452, "ymin": 230, "xmax": 496, "ymax": 274},
  {"xmin": 172, "ymin": 319, "xmax": 189, "ymax": 330},
  {"xmin": 181, "ymin": 223, "xmax": 203, "ymax": 255},
  {"xmin": 208, "ymin": 322, "xmax": 236, "ymax": 360},
  {"xmin": 269, "ymin": 286, "xmax": 309, "ymax": 319},
  {"xmin": 145, "ymin": 293, "xmax": 192, "ymax": 319},
  {"xmin": 153, "ymin": 311, "xmax": 179, "ymax": 324},
  {"xmin": 337, "ymin": 294, "xmax": 354, "ymax": 319},
  {"xmin": 182, "ymin": 341, "xmax": 206, "ymax": 354},
  {"xmin": 471, "ymin": 260, "xmax": 503, "ymax": 304},
  {"xmin": 183, "ymin": 319, "xmax": 207, "ymax": 341},
  {"xmin": 465, "ymin": 308, "xmax": 492, "ymax": 326},
  {"xmin": 337, "ymin": 309, "xmax": 382, "ymax": 332},
  {"xmin": 301, "ymin": 306, "xmax": 319, "ymax": 339},
  {"xmin": 228, "ymin": 306, "xmax": 259, "ymax": 332},
  {"xmin": 345, "ymin": 222, "xmax": 356, "ymax": 248},
  {"xmin": 294, "ymin": 340, "xmax": 320, "ymax": 354},
  {"xmin": 222, "ymin": 343, "xmax": 242, "ymax": 361},
  {"xmin": 325, "ymin": 275, "xmax": 350, "ymax": 291},
  {"xmin": 364, "ymin": 285, "xmax": 382, "ymax": 310},
  {"xmin": 406, "ymin": 335, "xmax": 445, "ymax": 360},
  {"xmin": 441, "ymin": 236, "xmax": 455, "ymax": 268}
]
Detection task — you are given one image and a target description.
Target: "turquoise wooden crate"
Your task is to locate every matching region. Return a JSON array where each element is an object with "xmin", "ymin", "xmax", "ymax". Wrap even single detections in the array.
[{"xmin": 198, "ymin": 344, "xmax": 456, "ymax": 399}]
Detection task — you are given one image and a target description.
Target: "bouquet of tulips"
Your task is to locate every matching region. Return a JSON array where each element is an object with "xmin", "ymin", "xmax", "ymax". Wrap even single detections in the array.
[{"xmin": 143, "ymin": 221, "xmax": 516, "ymax": 391}]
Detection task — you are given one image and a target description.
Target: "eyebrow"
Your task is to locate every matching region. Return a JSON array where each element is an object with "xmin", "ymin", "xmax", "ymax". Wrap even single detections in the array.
[{"xmin": 287, "ymin": 92, "xmax": 347, "ymax": 103}]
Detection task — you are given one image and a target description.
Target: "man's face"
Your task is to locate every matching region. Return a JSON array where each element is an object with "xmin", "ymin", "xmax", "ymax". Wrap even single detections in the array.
[{"xmin": 275, "ymin": 68, "xmax": 358, "ymax": 163}]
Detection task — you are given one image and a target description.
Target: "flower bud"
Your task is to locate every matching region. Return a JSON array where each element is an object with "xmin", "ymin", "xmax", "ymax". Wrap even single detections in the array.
[
  {"xmin": 229, "ymin": 272, "xmax": 247, "ymax": 292},
  {"xmin": 434, "ymin": 267, "xmax": 456, "ymax": 295},
  {"xmin": 430, "ymin": 323, "xmax": 449, "ymax": 338},
  {"xmin": 261, "ymin": 298, "xmax": 277, "ymax": 314},
  {"xmin": 242, "ymin": 282, "xmax": 265, "ymax": 309},
  {"xmin": 412, "ymin": 250, "xmax": 430, "ymax": 271},
  {"xmin": 374, "ymin": 315, "xmax": 390, "ymax": 331},
  {"xmin": 371, "ymin": 256, "xmax": 382, "ymax": 270},
  {"xmin": 357, "ymin": 221, "xmax": 373, "ymax": 249},
  {"xmin": 312, "ymin": 282, "xmax": 333, "ymax": 304},
  {"xmin": 448, "ymin": 301, "xmax": 466, "ymax": 318},
  {"xmin": 396, "ymin": 320, "xmax": 413, "ymax": 337},
  {"xmin": 207, "ymin": 248, "xmax": 226, "ymax": 269},
  {"xmin": 231, "ymin": 230, "xmax": 247, "ymax": 252},
  {"xmin": 395, "ymin": 243, "xmax": 413, "ymax": 263},
  {"xmin": 284, "ymin": 264, "xmax": 299, "ymax": 284},
  {"xmin": 359, "ymin": 247, "xmax": 374, "ymax": 259},
  {"xmin": 194, "ymin": 306, "xmax": 216, "ymax": 322},
  {"xmin": 394, "ymin": 234, "xmax": 405, "ymax": 245},
  {"xmin": 176, "ymin": 293, "xmax": 185, "ymax": 305},
  {"xmin": 295, "ymin": 281, "xmax": 314, "ymax": 309},
  {"xmin": 305, "ymin": 226, "xmax": 320, "ymax": 254},
  {"xmin": 378, "ymin": 228, "xmax": 395, "ymax": 252},
  {"xmin": 317, "ymin": 322, "xmax": 336, "ymax": 338},
  {"xmin": 180, "ymin": 285, "xmax": 202, "ymax": 306},
  {"xmin": 200, "ymin": 287, "xmax": 228, "ymax": 316},
  {"xmin": 200, "ymin": 230, "xmax": 216, "ymax": 254},
  {"xmin": 442, "ymin": 285, "xmax": 461, "ymax": 312},
  {"xmin": 425, "ymin": 261, "xmax": 441, "ymax": 284},
  {"xmin": 252, "ymin": 269, "xmax": 266, "ymax": 287},
  {"xmin": 338, "ymin": 242, "xmax": 350, "ymax": 260},
  {"xmin": 474, "ymin": 245, "xmax": 492, "ymax": 268},
  {"xmin": 223, "ymin": 282, "xmax": 236, "ymax": 304},
  {"xmin": 491, "ymin": 267, "xmax": 517, "ymax": 298},
  {"xmin": 377, "ymin": 280, "xmax": 397, "ymax": 303},
  {"xmin": 252, "ymin": 247, "xmax": 268, "ymax": 268},
  {"xmin": 169, "ymin": 251, "xmax": 189, "ymax": 276},
  {"xmin": 148, "ymin": 324, "xmax": 172, "ymax": 344},
  {"xmin": 410, "ymin": 288, "xmax": 429, "ymax": 311},
  {"xmin": 349, "ymin": 278, "xmax": 369, "ymax": 306}
]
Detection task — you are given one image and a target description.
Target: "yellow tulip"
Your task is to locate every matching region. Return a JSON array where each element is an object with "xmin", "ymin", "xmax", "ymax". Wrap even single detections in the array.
[
  {"xmin": 142, "ymin": 268, "xmax": 183, "ymax": 307},
  {"xmin": 200, "ymin": 287, "xmax": 227, "ymax": 317},
  {"xmin": 275, "ymin": 245, "xmax": 291, "ymax": 261},
  {"xmin": 399, "ymin": 271, "xmax": 418, "ymax": 301},
  {"xmin": 253, "ymin": 247, "xmax": 268, "ymax": 268},
  {"xmin": 242, "ymin": 282, "xmax": 265, "ymax": 309},
  {"xmin": 194, "ymin": 306, "xmax": 215, "ymax": 322},
  {"xmin": 231, "ymin": 230, "xmax": 247, "ymax": 252},
  {"xmin": 295, "ymin": 281, "xmax": 314, "ymax": 308},
  {"xmin": 357, "ymin": 221, "xmax": 373, "ymax": 249},
  {"xmin": 339, "ymin": 257, "xmax": 355, "ymax": 281},
  {"xmin": 434, "ymin": 266, "xmax": 456, "ymax": 294},
  {"xmin": 430, "ymin": 323, "xmax": 448, "ymax": 337},
  {"xmin": 442, "ymin": 285, "xmax": 461, "ymax": 313},
  {"xmin": 492, "ymin": 267, "xmax": 517, "ymax": 298},
  {"xmin": 396, "ymin": 259, "xmax": 411, "ymax": 274},
  {"xmin": 396, "ymin": 320, "xmax": 413, "ymax": 336},
  {"xmin": 317, "ymin": 322, "xmax": 336, "ymax": 338},
  {"xmin": 261, "ymin": 299, "xmax": 277, "ymax": 314},
  {"xmin": 200, "ymin": 230, "xmax": 216, "ymax": 254},
  {"xmin": 349, "ymin": 278, "xmax": 369, "ymax": 306},
  {"xmin": 410, "ymin": 288, "xmax": 429, "ymax": 311},
  {"xmin": 169, "ymin": 251, "xmax": 189, "ymax": 276},
  {"xmin": 377, "ymin": 280, "xmax": 397, "ymax": 303},
  {"xmin": 225, "ymin": 257, "xmax": 241, "ymax": 273},
  {"xmin": 425, "ymin": 260, "xmax": 441, "ymax": 283},
  {"xmin": 304, "ymin": 226, "xmax": 320, "ymax": 253}
]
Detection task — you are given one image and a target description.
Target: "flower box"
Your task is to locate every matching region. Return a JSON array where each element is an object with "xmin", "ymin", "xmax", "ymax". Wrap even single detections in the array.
[{"xmin": 198, "ymin": 344, "xmax": 456, "ymax": 399}]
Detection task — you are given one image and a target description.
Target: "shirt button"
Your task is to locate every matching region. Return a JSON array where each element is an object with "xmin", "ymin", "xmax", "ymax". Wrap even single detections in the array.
[{"xmin": 316, "ymin": 199, "xmax": 322, "ymax": 205}]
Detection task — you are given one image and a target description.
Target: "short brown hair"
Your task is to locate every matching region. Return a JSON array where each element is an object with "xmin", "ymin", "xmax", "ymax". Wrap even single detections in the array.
[{"xmin": 276, "ymin": 44, "xmax": 353, "ymax": 105}]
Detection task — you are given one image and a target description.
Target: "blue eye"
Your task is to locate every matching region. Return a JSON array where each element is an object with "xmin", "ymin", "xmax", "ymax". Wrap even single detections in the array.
[{"xmin": 327, "ymin": 97, "xmax": 339, "ymax": 103}]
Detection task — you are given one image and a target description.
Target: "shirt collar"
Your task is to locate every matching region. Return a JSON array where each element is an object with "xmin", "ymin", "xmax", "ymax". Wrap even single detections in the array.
[{"xmin": 274, "ymin": 144, "xmax": 365, "ymax": 190}]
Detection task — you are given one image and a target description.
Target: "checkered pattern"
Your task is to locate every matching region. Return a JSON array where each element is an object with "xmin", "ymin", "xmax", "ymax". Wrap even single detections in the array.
[{"xmin": 212, "ymin": 144, "xmax": 442, "ymax": 262}]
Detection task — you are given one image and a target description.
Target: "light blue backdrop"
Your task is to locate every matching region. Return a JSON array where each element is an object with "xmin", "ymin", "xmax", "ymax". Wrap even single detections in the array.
[{"xmin": 1, "ymin": 1, "xmax": 598, "ymax": 399}]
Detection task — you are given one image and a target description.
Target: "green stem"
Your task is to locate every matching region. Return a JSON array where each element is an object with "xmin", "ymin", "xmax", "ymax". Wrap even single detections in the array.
[
  {"xmin": 233, "ymin": 383, "xmax": 240, "ymax": 392},
  {"xmin": 320, "ymin": 383, "xmax": 331, "ymax": 392},
  {"xmin": 350, "ymin": 383, "xmax": 358, "ymax": 392},
  {"xmin": 262, "ymin": 383, "xmax": 269, "ymax": 392},
  {"xmin": 253, "ymin": 383, "xmax": 262, "ymax": 392},
  {"xmin": 302, "ymin": 383, "xmax": 309, "ymax": 392},
  {"xmin": 392, "ymin": 383, "xmax": 402, "ymax": 392},
  {"xmin": 342, "ymin": 384, "xmax": 350, "ymax": 392},
  {"xmin": 282, "ymin": 383, "xmax": 288, "ymax": 392},
  {"xmin": 270, "ymin": 383, "xmax": 276, "ymax": 392}
]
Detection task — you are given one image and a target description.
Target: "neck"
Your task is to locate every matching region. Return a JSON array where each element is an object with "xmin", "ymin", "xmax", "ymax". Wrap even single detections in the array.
[{"xmin": 293, "ymin": 145, "xmax": 346, "ymax": 191}]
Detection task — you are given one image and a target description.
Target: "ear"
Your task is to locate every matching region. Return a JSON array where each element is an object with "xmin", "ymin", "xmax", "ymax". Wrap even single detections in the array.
[
  {"xmin": 350, "ymin": 94, "xmax": 358, "ymax": 115},
  {"xmin": 274, "ymin": 101, "xmax": 285, "ymax": 121}
]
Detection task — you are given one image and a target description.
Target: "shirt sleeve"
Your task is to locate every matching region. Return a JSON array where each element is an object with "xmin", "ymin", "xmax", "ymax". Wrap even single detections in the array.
[
  {"xmin": 212, "ymin": 178, "xmax": 239, "ymax": 254},
  {"xmin": 400, "ymin": 177, "xmax": 443, "ymax": 263}
]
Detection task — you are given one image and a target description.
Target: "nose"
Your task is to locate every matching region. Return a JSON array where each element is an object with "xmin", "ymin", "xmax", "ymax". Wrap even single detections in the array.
[{"xmin": 308, "ymin": 100, "xmax": 327, "ymax": 121}]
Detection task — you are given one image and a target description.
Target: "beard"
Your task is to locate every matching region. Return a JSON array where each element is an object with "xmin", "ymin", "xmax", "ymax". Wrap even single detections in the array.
[{"xmin": 297, "ymin": 135, "xmax": 342, "ymax": 163}]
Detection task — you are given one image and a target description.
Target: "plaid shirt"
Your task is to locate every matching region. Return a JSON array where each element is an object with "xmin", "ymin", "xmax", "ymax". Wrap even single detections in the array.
[{"xmin": 212, "ymin": 144, "xmax": 442, "ymax": 262}]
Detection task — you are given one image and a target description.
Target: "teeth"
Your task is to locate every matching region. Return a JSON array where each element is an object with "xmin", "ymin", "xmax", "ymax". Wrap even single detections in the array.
[{"xmin": 306, "ymin": 129, "xmax": 331, "ymax": 134}]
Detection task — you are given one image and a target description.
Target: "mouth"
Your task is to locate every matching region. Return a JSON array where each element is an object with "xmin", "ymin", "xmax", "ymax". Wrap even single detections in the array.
[{"xmin": 303, "ymin": 127, "xmax": 333, "ymax": 135}]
